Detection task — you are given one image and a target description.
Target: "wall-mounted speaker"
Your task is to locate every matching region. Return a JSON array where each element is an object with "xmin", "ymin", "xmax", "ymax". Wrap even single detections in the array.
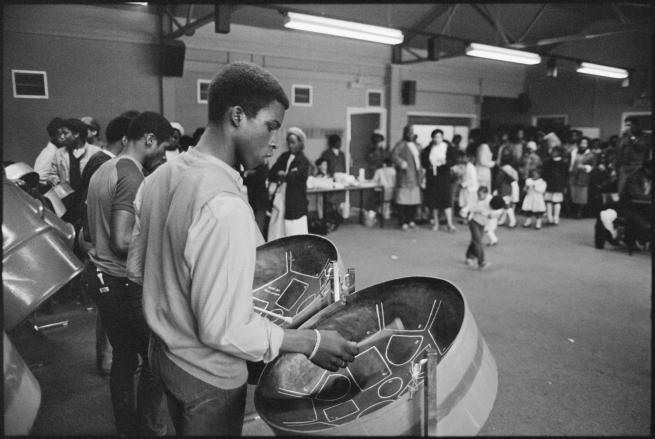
[
  {"xmin": 160, "ymin": 39, "xmax": 186, "ymax": 77},
  {"xmin": 401, "ymin": 80, "xmax": 416, "ymax": 105}
]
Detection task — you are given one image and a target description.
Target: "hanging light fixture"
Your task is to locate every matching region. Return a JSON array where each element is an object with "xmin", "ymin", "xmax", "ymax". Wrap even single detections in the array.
[
  {"xmin": 284, "ymin": 12, "xmax": 404, "ymax": 45},
  {"xmin": 576, "ymin": 62, "xmax": 628, "ymax": 79},
  {"xmin": 465, "ymin": 42, "xmax": 541, "ymax": 65}
]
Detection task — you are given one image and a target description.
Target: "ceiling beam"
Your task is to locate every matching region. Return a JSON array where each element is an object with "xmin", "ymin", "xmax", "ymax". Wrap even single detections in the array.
[
  {"xmin": 439, "ymin": 4, "xmax": 459, "ymax": 34},
  {"xmin": 401, "ymin": 4, "xmax": 452, "ymax": 47},
  {"xmin": 610, "ymin": 4, "xmax": 629, "ymax": 24},
  {"xmin": 517, "ymin": 4, "xmax": 548, "ymax": 42},
  {"xmin": 510, "ymin": 19, "xmax": 650, "ymax": 49},
  {"xmin": 471, "ymin": 4, "xmax": 514, "ymax": 45},
  {"xmin": 165, "ymin": 11, "xmax": 214, "ymax": 39}
]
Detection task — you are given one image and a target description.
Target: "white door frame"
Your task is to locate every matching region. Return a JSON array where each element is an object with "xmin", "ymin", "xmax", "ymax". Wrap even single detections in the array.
[{"xmin": 346, "ymin": 107, "xmax": 387, "ymax": 174}]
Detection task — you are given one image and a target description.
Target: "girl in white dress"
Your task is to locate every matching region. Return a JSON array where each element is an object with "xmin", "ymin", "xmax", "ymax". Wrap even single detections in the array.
[{"xmin": 521, "ymin": 169, "xmax": 547, "ymax": 229}]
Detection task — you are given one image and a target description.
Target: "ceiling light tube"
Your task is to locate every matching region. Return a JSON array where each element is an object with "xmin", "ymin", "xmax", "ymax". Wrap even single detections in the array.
[
  {"xmin": 284, "ymin": 12, "xmax": 404, "ymax": 45},
  {"xmin": 576, "ymin": 62, "xmax": 628, "ymax": 79},
  {"xmin": 466, "ymin": 42, "xmax": 541, "ymax": 65}
]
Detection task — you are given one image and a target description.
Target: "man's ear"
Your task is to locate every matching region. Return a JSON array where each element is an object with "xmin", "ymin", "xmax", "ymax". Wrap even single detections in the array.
[{"xmin": 230, "ymin": 106, "xmax": 244, "ymax": 127}]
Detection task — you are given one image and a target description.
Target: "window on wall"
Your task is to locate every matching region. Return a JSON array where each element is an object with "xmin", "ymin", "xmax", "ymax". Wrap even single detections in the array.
[
  {"xmin": 12, "ymin": 70, "xmax": 48, "ymax": 99},
  {"xmin": 532, "ymin": 114, "xmax": 568, "ymax": 134},
  {"xmin": 367, "ymin": 89, "xmax": 383, "ymax": 107},
  {"xmin": 197, "ymin": 79, "xmax": 211, "ymax": 104},
  {"xmin": 292, "ymin": 85, "xmax": 312, "ymax": 106}
]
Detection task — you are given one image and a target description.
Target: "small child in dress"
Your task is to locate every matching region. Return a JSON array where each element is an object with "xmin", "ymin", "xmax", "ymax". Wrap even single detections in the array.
[
  {"xmin": 374, "ymin": 157, "xmax": 397, "ymax": 220},
  {"xmin": 465, "ymin": 186, "xmax": 492, "ymax": 270},
  {"xmin": 521, "ymin": 169, "xmax": 547, "ymax": 229},
  {"xmin": 458, "ymin": 152, "xmax": 479, "ymax": 219},
  {"xmin": 542, "ymin": 146, "xmax": 567, "ymax": 225}
]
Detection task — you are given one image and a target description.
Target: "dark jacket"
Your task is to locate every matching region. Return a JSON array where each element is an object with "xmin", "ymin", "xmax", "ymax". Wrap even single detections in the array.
[
  {"xmin": 542, "ymin": 157, "xmax": 568, "ymax": 193},
  {"xmin": 319, "ymin": 148, "xmax": 346, "ymax": 176},
  {"xmin": 270, "ymin": 151, "xmax": 310, "ymax": 220}
]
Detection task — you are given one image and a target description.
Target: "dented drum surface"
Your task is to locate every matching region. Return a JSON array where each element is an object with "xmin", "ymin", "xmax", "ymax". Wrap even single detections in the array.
[
  {"xmin": 2, "ymin": 179, "xmax": 83, "ymax": 330},
  {"xmin": 252, "ymin": 234, "xmax": 339, "ymax": 329},
  {"xmin": 254, "ymin": 277, "xmax": 498, "ymax": 436}
]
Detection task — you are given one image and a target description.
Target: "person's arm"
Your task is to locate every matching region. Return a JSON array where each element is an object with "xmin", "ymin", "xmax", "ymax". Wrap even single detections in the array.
[
  {"xmin": 391, "ymin": 142, "xmax": 408, "ymax": 170},
  {"xmin": 34, "ymin": 144, "xmax": 57, "ymax": 183},
  {"xmin": 109, "ymin": 160, "xmax": 143, "ymax": 257},
  {"xmin": 46, "ymin": 150, "xmax": 62, "ymax": 186},
  {"xmin": 286, "ymin": 155, "xmax": 310, "ymax": 184},
  {"xmin": 185, "ymin": 197, "xmax": 358, "ymax": 370},
  {"xmin": 126, "ymin": 182, "xmax": 146, "ymax": 285}
]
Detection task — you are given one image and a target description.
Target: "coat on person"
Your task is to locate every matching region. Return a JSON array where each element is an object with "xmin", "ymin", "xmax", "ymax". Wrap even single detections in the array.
[{"xmin": 391, "ymin": 139, "xmax": 422, "ymax": 205}]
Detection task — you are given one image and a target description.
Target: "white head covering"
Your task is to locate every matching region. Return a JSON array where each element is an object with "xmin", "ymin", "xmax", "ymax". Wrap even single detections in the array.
[
  {"xmin": 170, "ymin": 122, "xmax": 184, "ymax": 136},
  {"xmin": 286, "ymin": 127, "xmax": 306, "ymax": 145}
]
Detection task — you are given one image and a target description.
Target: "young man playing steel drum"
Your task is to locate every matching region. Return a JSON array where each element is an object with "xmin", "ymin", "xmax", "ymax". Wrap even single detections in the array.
[{"xmin": 127, "ymin": 62, "xmax": 358, "ymax": 435}]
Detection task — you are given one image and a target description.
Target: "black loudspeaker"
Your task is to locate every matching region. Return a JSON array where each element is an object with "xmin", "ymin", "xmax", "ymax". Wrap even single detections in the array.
[
  {"xmin": 401, "ymin": 80, "xmax": 416, "ymax": 105},
  {"xmin": 160, "ymin": 39, "xmax": 186, "ymax": 77},
  {"xmin": 214, "ymin": 4, "xmax": 231, "ymax": 34}
]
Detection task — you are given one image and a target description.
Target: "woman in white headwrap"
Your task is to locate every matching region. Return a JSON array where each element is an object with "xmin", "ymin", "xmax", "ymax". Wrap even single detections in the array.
[{"xmin": 268, "ymin": 127, "xmax": 311, "ymax": 240}]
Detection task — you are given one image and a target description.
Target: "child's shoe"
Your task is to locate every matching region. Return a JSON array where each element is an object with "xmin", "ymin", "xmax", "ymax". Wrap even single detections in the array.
[
  {"xmin": 465, "ymin": 258, "xmax": 476, "ymax": 267},
  {"xmin": 535, "ymin": 219, "xmax": 542, "ymax": 229},
  {"xmin": 479, "ymin": 261, "xmax": 492, "ymax": 270},
  {"xmin": 523, "ymin": 218, "xmax": 532, "ymax": 227}
]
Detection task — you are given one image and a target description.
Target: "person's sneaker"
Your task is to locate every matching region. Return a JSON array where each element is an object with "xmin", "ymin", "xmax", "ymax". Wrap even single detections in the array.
[
  {"xmin": 401, "ymin": 223, "xmax": 409, "ymax": 231},
  {"xmin": 465, "ymin": 258, "xmax": 476, "ymax": 267},
  {"xmin": 447, "ymin": 225, "xmax": 457, "ymax": 233},
  {"xmin": 479, "ymin": 261, "xmax": 492, "ymax": 270},
  {"xmin": 523, "ymin": 219, "xmax": 532, "ymax": 227},
  {"xmin": 408, "ymin": 221, "xmax": 416, "ymax": 229},
  {"xmin": 535, "ymin": 219, "xmax": 542, "ymax": 229},
  {"xmin": 553, "ymin": 218, "xmax": 559, "ymax": 225}
]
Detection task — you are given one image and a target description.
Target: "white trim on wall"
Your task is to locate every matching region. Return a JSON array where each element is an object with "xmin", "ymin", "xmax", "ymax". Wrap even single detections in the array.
[
  {"xmin": 12, "ymin": 69, "xmax": 49, "ymax": 99},
  {"xmin": 197, "ymin": 79, "xmax": 211, "ymax": 104},
  {"xmin": 407, "ymin": 111, "xmax": 478, "ymax": 120}
]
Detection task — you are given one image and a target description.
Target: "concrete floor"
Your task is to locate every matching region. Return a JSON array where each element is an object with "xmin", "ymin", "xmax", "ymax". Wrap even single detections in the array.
[{"xmin": 8, "ymin": 217, "xmax": 651, "ymax": 436}]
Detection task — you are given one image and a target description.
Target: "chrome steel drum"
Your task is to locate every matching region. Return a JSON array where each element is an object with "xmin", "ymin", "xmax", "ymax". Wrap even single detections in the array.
[
  {"xmin": 3, "ymin": 332, "xmax": 41, "ymax": 435},
  {"xmin": 254, "ymin": 277, "xmax": 498, "ymax": 436},
  {"xmin": 252, "ymin": 234, "xmax": 339, "ymax": 329},
  {"xmin": 2, "ymin": 179, "xmax": 83, "ymax": 330}
]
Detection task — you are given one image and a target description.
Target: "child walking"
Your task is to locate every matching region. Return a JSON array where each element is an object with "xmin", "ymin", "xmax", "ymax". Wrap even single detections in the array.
[
  {"xmin": 458, "ymin": 151, "xmax": 479, "ymax": 219},
  {"xmin": 465, "ymin": 186, "xmax": 492, "ymax": 270},
  {"xmin": 495, "ymin": 165, "xmax": 519, "ymax": 228},
  {"xmin": 485, "ymin": 195, "xmax": 507, "ymax": 246},
  {"xmin": 374, "ymin": 157, "xmax": 397, "ymax": 220},
  {"xmin": 521, "ymin": 169, "xmax": 547, "ymax": 229}
]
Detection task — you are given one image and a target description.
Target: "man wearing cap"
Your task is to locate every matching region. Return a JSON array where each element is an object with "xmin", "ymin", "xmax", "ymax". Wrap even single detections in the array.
[
  {"xmin": 81, "ymin": 116, "xmax": 104, "ymax": 148},
  {"xmin": 47, "ymin": 118, "xmax": 103, "ymax": 227},
  {"xmin": 34, "ymin": 117, "xmax": 64, "ymax": 185}
]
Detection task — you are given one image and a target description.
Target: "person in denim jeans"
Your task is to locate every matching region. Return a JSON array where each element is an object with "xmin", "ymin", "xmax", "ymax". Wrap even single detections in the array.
[
  {"xmin": 127, "ymin": 62, "xmax": 359, "ymax": 436},
  {"xmin": 85, "ymin": 111, "xmax": 173, "ymax": 435}
]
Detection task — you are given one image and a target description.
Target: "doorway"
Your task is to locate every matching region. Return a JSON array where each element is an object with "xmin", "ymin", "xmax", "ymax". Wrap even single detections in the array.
[
  {"xmin": 407, "ymin": 113, "xmax": 476, "ymax": 149},
  {"xmin": 346, "ymin": 108, "xmax": 386, "ymax": 216}
]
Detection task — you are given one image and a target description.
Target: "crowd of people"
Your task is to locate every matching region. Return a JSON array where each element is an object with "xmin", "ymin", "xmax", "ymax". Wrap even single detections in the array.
[{"xmin": 3, "ymin": 60, "xmax": 651, "ymax": 435}]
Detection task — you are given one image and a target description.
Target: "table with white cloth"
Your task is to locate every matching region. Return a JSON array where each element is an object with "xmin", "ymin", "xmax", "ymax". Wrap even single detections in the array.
[{"xmin": 307, "ymin": 180, "xmax": 385, "ymax": 228}]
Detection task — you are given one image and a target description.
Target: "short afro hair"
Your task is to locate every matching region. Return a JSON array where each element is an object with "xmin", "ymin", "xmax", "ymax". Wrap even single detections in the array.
[
  {"xmin": 47, "ymin": 117, "xmax": 64, "ymax": 138},
  {"xmin": 207, "ymin": 62, "xmax": 289, "ymax": 123},
  {"xmin": 126, "ymin": 111, "xmax": 174, "ymax": 144},
  {"xmin": 105, "ymin": 116, "xmax": 132, "ymax": 144},
  {"xmin": 61, "ymin": 119, "xmax": 88, "ymax": 141}
]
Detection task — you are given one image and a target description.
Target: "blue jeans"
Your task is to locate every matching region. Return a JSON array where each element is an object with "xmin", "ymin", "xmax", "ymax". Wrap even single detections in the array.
[
  {"xmin": 150, "ymin": 335, "xmax": 247, "ymax": 435},
  {"xmin": 88, "ymin": 265, "xmax": 166, "ymax": 436},
  {"xmin": 466, "ymin": 221, "xmax": 486, "ymax": 266}
]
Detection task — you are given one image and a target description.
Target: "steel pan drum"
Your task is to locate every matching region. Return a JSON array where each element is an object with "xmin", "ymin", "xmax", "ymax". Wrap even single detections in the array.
[
  {"xmin": 3, "ymin": 179, "xmax": 83, "ymax": 330},
  {"xmin": 254, "ymin": 277, "xmax": 498, "ymax": 436},
  {"xmin": 252, "ymin": 234, "xmax": 339, "ymax": 329},
  {"xmin": 3, "ymin": 332, "xmax": 41, "ymax": 435}
]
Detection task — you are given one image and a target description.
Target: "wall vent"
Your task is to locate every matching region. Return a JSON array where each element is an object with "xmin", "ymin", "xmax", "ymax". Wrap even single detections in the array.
[{"xmin": 12, "ymin": 70, "xmax": 48, "ymax": 99}]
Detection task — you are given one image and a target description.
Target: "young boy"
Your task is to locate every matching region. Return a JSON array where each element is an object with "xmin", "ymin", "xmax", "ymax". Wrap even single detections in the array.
[
  {"xmin": 373, "ymin": 157, "xmax": 397, "ymax": 220},
  {"xmin": 465, "ymin": 186, "xmax": 493, "ymax": 270}
]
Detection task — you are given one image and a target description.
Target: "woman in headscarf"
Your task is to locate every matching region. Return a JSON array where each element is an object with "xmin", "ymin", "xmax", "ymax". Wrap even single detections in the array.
[
  {"xmin": 420, "ymin": 129, "xmax": 457, "ymax": 232},
  {"xmin": 391, "ymin": 125, "xmax": 422, "ymax": 230},
  {"xmin": 268, "ymin": 127, "xmax": 311, "ymax": 240}
]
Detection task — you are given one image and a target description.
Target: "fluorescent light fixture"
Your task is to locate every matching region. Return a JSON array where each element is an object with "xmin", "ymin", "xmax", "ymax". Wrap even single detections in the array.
[
  {"xmin": 576, "ymin": 62, "xmax": 628, "ymax": 79},
  {"xmin": 284, "ymin": 12, "xmax": 403, "ymax": 45},
  {"xmin": 466, "ymin": 42, "xmax": 541, "ymax": 65}
]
